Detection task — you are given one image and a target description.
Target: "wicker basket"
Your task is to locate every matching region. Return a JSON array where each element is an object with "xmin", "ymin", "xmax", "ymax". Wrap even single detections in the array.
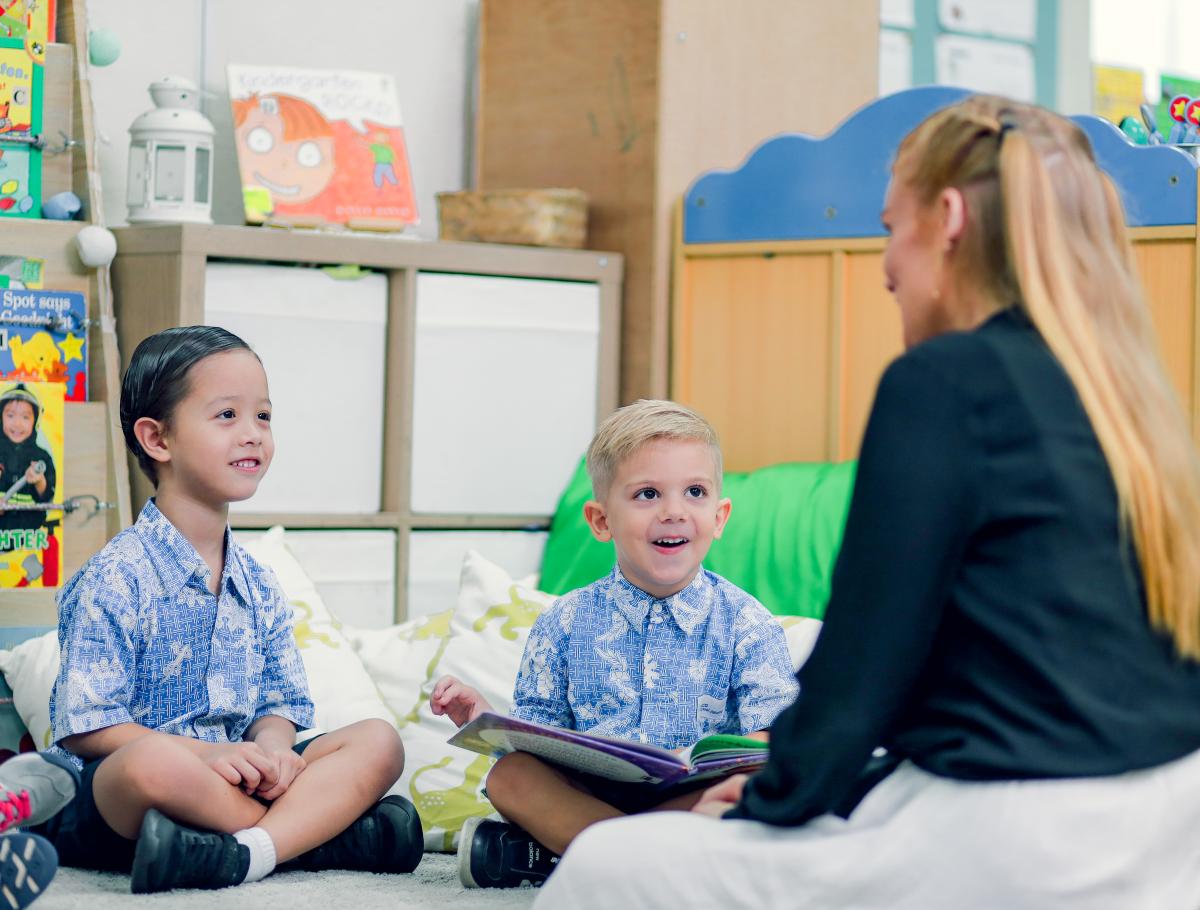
[{"xmin": 436, "ymin": 188, "xmax": 588, "ymax": 249}]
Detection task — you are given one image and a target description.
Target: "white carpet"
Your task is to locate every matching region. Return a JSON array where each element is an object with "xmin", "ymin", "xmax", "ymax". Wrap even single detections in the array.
[{"xmin": 33, "ymin": 855, "xmax": 539, "ymax": 909}]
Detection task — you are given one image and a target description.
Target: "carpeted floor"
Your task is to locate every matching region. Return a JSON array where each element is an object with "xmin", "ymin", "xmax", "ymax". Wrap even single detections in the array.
[{"xmin": 33, "ymin": 854, "xmax": 539, "ymax": 909}]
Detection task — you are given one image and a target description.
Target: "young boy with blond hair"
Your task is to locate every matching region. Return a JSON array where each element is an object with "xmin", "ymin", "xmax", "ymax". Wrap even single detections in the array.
[{"xmin": 432, "ymin": 399, "xmax": 798, "ymax": 889}]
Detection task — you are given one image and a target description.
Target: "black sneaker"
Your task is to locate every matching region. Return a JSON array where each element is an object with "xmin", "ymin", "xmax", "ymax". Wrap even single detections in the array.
[
  {"xmin": 457, "ymin": 818, "xmax": 559, "ymax": 889},
  {"xmin": 288, "ymin": 795, "xmax": 422, "ymax": 874},
  {"xmin": 0, "ymin": 832, "xmax": 58, "ymax": 908},
  {"xmin": 0, "ymin": 752, "xmax": 80, "ymax": 831},
  {"xmin": 130, "ymin": 809, "xmax": 249, "ymax": 894}
]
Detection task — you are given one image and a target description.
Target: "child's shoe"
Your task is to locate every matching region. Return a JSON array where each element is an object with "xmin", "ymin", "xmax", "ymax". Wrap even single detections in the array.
[
  {"xmin": 130, "ymin": 809, "xmax": 249, "ymax": 893},
  {"xmin": 0, "ymin": 831, "xmax": 58, "ymax": 908},
  {"xmin": 457, "ymin": 817, "xmax": 559, "ymax": 888},
  {"xmin": 288, "ymin": 795, "xmax": 422, "ymax": 874},
  {"xmin": 0, "ymin": 753, "xmax": 80, "ymax": 831}
]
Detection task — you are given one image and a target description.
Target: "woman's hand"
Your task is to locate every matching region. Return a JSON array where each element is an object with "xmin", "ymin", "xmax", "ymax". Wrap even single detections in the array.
[{"xmin": 691, "ymin": 773, "xmax": 749, "ymax": 818}]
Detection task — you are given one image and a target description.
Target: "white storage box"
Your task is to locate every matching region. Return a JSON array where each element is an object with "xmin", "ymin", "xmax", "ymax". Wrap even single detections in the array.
[{"xmin": 205, "ymin": 262, "xmax": 388, "ymax": 515}]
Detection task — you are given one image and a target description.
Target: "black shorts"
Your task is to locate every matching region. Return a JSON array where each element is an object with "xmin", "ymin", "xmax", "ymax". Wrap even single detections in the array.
[{"xmin": 32, "ymin": 736, "xmax": 321, "ymax": 873}]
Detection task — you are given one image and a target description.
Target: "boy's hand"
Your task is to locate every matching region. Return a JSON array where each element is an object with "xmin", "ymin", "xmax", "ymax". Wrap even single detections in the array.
[
  {"xmin": 23, "ymin": 462, "xmax": 41, "ymax": 484},
  {"xmin": 205, "ymin": 741, "xmax": 280, "ymax": 796},
  {"xmin": 255, "ymin": 746, "xmax": 306, "ymax": 801},
  {"xmin": 691, "ymin": 773, "xmax": 749, "ymax": 818},
  {"xmin": 430, "ymin": 675, "xmax": 492, "ymax": 727}
]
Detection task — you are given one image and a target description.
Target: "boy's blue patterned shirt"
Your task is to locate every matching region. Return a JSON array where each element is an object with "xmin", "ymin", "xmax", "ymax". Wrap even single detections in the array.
[
  {"xmin": 511, "ymin": 565, "xmax": 798, "ymax": 749},
  {"xmin": 48, "ymin": 500, "xmax": 313, "ymax": 769}
]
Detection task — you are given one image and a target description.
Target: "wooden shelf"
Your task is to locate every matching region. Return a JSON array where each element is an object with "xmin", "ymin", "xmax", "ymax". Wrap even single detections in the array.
[
  {"xmin": 111, "ymin": 225, "xmax": 621, "ymax": 620},
  {"xmin": 1, "ymin": 3, "xmax": 131, "ymax": 622}
]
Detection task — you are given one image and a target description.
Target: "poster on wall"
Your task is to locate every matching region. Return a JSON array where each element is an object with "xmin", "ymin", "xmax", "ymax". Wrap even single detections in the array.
[
  {"xmin": 227, "ymin": 63, "xmax": 418, "ymax": 230},
  {"xmin": 1093, "ymin": 64, "xmax": 1146, "ymax": 126},
  {"xmin": 0, "ymin": 379, "xmax": 63, "ymax": 588},
  {"xmin": 935, "ymin": 34, "xmax": 1036, "ymax": 102}
]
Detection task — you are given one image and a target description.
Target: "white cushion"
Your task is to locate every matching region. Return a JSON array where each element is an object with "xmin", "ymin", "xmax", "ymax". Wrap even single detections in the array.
[{"xmin": 0, "ymin": 632, "xmax": 57, "ymax": 752}]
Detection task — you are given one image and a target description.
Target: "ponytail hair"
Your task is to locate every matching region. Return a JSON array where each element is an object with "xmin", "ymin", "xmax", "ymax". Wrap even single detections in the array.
[{"xmin": 897, "ymin": 96, "xmax": 1200, "ymax": 658}]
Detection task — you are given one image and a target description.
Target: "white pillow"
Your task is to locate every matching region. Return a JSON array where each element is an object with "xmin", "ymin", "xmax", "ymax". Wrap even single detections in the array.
[
  {"xmin": 0, "ymin": 632, "xmax": 58, "ymax": 751},
  {"xmin": 241, "ymin": 527, "xmax": 393, "ymax": 737},
  {"xmin": 350, "ymin": 550, "xmax": 557, "ymax": 851}
]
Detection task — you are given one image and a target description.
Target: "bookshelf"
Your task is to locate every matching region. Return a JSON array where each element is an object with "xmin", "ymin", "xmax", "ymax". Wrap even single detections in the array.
[
  {"xmin": 1, "ymin": 1, "xmax": 132, "ymax": 624},
  {"xmin": 110, "ymin": 224, "xmax": 623, "ymax": 622}
]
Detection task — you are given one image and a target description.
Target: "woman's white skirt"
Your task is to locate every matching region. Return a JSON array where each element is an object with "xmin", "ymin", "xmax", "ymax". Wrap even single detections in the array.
[{"xmin": 535, "ymin": 748, "xmax": 1200, "ymax": 910}]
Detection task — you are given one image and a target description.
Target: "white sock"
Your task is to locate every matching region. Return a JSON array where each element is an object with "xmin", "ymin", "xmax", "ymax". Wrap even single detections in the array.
[{"xmin": 233, "ymin": 826, "xmax": 277, "ymax": 884}]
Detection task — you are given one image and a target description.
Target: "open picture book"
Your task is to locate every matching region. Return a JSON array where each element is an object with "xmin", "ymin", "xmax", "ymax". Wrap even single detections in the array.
[{"xmin": 447, "ymin": 711, "xmax": 768, "ymax": 789}]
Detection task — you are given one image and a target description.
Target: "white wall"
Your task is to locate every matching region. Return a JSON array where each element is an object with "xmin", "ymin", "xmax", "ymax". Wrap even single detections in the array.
[
  {"xmin": 85, "ymin": 0, "xmax": 477, "ymax": 235},
  {"xmin": 1091, "ymin": 0, "xmax": 1200, "ymax": 101}
]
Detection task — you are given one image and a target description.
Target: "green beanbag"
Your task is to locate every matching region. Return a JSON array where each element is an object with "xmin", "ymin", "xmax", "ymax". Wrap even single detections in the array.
[{"xmin": 538, "ymin": 459, "xmax": 857, "ymax": 619}]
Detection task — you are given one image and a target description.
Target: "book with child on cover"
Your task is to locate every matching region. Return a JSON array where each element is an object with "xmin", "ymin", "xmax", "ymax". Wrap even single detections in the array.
[
  {"xmin": 0, "ymin": 378, "xmax": 63, "ymax": 588},
  {"xmin": 447, "ymin": 712, "xmax": 769, "ymax": 789}
]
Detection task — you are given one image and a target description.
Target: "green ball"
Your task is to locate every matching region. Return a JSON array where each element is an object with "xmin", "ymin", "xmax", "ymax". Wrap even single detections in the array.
[{"xmin": 88, "ymin": 29, "xmax": 121, "ymax": 67}]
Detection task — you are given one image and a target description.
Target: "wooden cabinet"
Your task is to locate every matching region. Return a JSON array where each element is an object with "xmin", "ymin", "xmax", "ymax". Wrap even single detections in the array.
[
  {"xmin": 475, "ymin": 0, "xmax": 880, "ymax": 404},
  {"xmin": 111, "ymin": 225, "xmax": 621, "ymax": 621}
]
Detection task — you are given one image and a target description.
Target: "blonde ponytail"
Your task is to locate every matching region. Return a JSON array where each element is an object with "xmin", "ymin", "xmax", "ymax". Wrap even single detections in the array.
[{"xmin": 898, "ymin": 97, "xmax": 1200, "ymax": 658}]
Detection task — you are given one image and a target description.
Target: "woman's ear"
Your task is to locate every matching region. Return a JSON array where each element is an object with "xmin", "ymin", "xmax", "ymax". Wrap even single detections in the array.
[
  {"xmin": 132, "ymin": 416, "xmax": 172, "ymax": 466},
  {"xmin": 940, "ymin": 186, "xmax": 968, "ymax": 250}
]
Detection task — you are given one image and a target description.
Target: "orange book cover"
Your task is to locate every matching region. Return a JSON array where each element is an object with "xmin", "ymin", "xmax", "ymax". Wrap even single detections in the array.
[{"xmin": 228, "ymin": 64, "xmax": 418, "ymax": 229}]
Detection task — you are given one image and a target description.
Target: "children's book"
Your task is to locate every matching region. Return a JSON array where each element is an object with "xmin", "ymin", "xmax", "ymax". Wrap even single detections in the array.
[
  {"xmin": 0, "ymin": 287, "xmax": 87, "ymax": 400},
  {"xmin": 0, "ymin": 378, "xmax": 63, "ymax": 588},
  {"xmin": 447, "ymin": 712, "xmax": 769, "ymax": 789},
  {"xmin": 0, "ymin": 36, "xmax": 41, "ymax": 218},
  {"xmin": 0, "ymin": 1, "xmax": 56, "ymax": 63},
  {"xmin": 227, "ymin": 63, "xmax": 418, "ymax": 230}
]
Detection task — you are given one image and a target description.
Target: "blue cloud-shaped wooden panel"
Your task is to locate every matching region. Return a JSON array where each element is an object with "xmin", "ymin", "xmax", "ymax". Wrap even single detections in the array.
[{"xmin": 683, "ymin": 86, "xmax": 1198, "ymax": 244}]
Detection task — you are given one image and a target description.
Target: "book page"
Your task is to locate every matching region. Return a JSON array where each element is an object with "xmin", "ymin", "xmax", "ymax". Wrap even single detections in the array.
[{"xmin": 478, "ymin": 730, "xmax": 667, "ymax": 784}]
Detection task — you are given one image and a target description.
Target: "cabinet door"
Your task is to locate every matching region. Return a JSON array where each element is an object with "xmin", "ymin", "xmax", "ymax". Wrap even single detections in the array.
[
  {"xmin": 407, "ymin": 529, "xmax": 548, "ymax": 619},
  {"xmin": 410, "ymin": 273, "xmax": 600, "ymax": 515},
  {"xmin": 205, "ymin": 263, "xmax": 388, "ymax": 514}
]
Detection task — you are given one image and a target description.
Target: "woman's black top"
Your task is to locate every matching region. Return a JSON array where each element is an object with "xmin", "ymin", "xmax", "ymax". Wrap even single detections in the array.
[{"xmin": 730, "ymin": 308, "xmax": 1200, "ymax": 827}]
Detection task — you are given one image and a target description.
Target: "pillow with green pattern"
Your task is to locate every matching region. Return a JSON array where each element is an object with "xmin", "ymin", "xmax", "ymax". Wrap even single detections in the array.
[{"xmin": 539, "ymin": 459, "xmax": 856, "ymax": 619}]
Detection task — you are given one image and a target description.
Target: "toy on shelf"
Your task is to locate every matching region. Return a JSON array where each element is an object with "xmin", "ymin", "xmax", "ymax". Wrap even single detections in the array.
[{"xmin": 126, "ymin": 76, "xmax": 214, "ymax": 224}]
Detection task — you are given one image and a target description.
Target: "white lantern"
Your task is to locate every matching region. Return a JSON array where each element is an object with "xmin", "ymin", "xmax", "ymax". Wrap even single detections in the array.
[{"xmin": 126, "ymin": 76, "xmax": 214, "ymax": 224}]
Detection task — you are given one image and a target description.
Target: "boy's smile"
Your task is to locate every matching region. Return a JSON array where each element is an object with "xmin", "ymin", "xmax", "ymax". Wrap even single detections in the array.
[{"xmin": 585, "ymin": 438, "xmax": 731, "ymax": 600}]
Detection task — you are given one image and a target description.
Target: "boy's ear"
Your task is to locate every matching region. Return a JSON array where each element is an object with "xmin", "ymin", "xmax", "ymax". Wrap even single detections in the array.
[
  {"xmin": 583, "ymin": 499, "xmax": 612, "ymax": 543},
  {"xmin": 132, "ymin": 416, "xmax": 172, "ymax": 466},
  {"xmin": 711, "ymin": 497, "xmax": 733, "ymax": 540}
]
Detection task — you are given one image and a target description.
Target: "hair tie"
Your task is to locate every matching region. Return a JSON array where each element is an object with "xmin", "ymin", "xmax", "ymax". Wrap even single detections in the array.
[{"xmin": 997, "ymin": 119, "xmax": 1018, "ymax": 142}]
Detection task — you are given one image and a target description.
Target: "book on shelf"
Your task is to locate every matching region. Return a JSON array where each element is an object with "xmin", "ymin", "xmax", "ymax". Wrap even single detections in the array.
[
  {"xmin": 0, "ymin": 35, "xmax": 41, "ymax": 218},
  {"xmin": 0, "ymin": 1, "xmax": 56, "ymax": 61},
  {"xmin": 447, "ymin": 711, "xmax": 769, "ymax": 789},
  {"xmin": 227, "ymin": 63, "xmax": 418, "ymax": 230},
  {"xmin": 0, "ymin": 287, "xmax": 87, "ymax": 401},
  {"xmin": 0, "ymin": 378, "xmax": 63, "ymax": 588}
]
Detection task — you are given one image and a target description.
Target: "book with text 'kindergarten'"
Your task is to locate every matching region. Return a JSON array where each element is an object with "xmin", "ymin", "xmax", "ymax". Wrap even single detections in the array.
[{"xmin": 447, "ymin": 712, "xmax": 769, "ymax": 789}]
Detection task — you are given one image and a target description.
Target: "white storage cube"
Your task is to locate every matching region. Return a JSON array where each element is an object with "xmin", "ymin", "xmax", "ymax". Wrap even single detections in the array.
[
  {"xmin": 406, "ymin": 530, "xmax": 548, "ymax": 620},
  {"xmin": 205, "ymin": 263, "xmax": 388, "ymax": 514},
  {"xmin": 235, "ymin": 529, "xmax": 397, "ymax": 629},
  {"xmin": 410, "ymin": 273, "xmax": 599, "ymax": 515}
]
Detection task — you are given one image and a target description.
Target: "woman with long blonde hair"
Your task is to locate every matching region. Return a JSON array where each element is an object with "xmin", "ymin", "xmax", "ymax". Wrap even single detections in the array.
[{"xmin": 534, "ymin": 96, "xmax": 1200, "ymax": 909}]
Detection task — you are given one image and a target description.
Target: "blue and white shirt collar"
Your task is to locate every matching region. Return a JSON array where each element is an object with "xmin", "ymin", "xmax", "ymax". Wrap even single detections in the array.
[
  {"xmin": 133, "ymin": 499, "xmax": 254, "ymax": 602},
  {"xmin": 604, "ymin": 564, "xmax": 714, "ymax": 635}
]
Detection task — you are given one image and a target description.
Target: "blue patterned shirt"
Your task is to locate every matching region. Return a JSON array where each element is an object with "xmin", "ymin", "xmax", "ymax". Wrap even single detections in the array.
[
  {"xmin": 48, "ymin": 500, "xmax": 313, "ymax": 769},
  {"xmin": 511, "ymin": 565, "xmax": 798, "ymax": 750}
]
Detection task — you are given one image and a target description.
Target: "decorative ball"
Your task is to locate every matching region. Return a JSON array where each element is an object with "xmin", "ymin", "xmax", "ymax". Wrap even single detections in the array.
[
  {"xmin": 42, "ymin": 191, "xmax": 82, "ymax": 220},
  {"xmin": 75, "ymin": 225, "xmax": 118, "ymax": 268},
  {"xmin": 88, "ymin": 29, "xmax": 121, "ymax": 67}
]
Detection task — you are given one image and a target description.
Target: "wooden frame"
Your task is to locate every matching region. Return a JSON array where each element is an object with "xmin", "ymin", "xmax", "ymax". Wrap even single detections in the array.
[
  {"xmin": 111, "ymin": 224, "xmax": 623, "ymax": 621},
  {"xmin": 2, "ymin": 1, "xmax": 132, "ymax": 624},
  {"xmin": 671, "ymin": 87, "xmax": 1200, "ymax": 472}
]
